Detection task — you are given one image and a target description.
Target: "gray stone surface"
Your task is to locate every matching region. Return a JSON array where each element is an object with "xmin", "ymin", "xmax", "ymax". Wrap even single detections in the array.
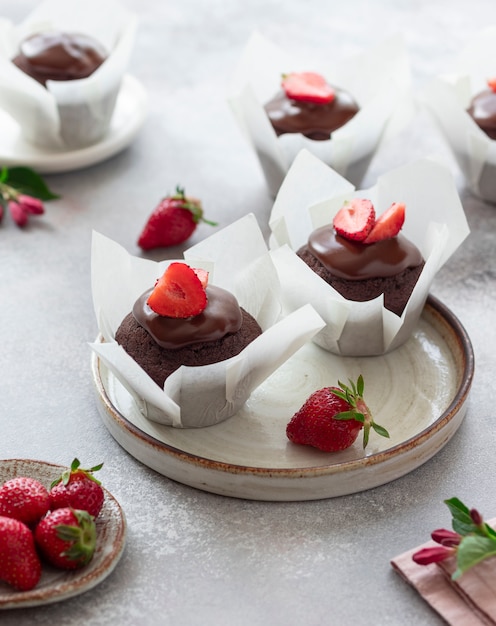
[{"xmin": 1, "ymin": 1, "xmax": 496, "ymax": 624}]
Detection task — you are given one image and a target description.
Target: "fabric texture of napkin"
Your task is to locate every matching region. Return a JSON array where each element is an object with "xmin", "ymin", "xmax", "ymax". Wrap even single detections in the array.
[{"xmin": 391, "ymin": 518, "xmax": 496, "ymax": 625}]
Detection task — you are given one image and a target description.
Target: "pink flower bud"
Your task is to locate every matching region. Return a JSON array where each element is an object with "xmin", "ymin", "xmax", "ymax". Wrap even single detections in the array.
[
  {"xmin": 18, "ymin": 194, "xmax": 44, "ymax": 215},
  {"xmin": 8, "ymin": 200, "xmax": 28, "ymax": 226},
  {"xmin": 431, "ymin": 528, "xmax": 462, "ymax": 547},
  {"xmin": 412, "ymin": 545, "xmax": 455, "ymax": 565},
  {"xmin": 470, "ymin": 508, "xmax": 483, "ymax": 526}
]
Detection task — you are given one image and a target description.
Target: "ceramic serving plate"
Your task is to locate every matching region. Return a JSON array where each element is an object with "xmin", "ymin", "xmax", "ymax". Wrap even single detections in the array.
[
  {"xmin": 92, "ymin": 295, "xmax": 474, "ymax": 501},
  {"xmin": 0, "ymin": 74, "xmax": 147, "ymax": 174},
  {"xmin": 0, "ymin": 459, "xmax": 126, "ymax": 609}
]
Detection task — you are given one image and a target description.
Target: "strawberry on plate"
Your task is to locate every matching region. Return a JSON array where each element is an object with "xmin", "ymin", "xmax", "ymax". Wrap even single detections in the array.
[
  {"xmin": 138, "ymin": 186, "xmax": 217, "ymax": 250},
  {"xmin": 0, "ymin": 477, "xmax": 50, "ymax": 526},
  {"xmin": 0, "ymin": 516, "xmax": 41, "ymax": 591},
  {"xmin": 147, "ymin": 262, "xmax": 208, "ymax": 318},
  {"xmin": 49, "ymin": 458, "xmax": 105, "ymax": 519},
  {"xmin": 35, "ymin": 508, "xmax": 97, "ymax": 570},
  {"xmin": 333, "ymin": 199, "xmax": 376, "ymax": 242},
  {"xmin": 282, "ymin": 72, "xmax": 336, "ymax": 104},
  {"xmin": 286, "ymin": 375, "xmax": 389, "ymax": 452}
]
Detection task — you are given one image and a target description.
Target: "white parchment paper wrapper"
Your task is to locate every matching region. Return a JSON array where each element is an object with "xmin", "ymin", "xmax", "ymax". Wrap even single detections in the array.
[
  {"xmin": 90, "ymin": 216, "xmax": 325, "ymax": 428},
  {"xmin": 228, "ymin": 31, "xmax": 414, "ymax": 197},
  {"xmin": 0, "ymin": 0, "xmax": 136, "ymax": 149},
  {"xmin": 268, "ymin": 150, "xmax": 470, "ymax": 356},
  {"xmin": 420, "ymin": 26, "xmax": 496, "ymax": 203}
]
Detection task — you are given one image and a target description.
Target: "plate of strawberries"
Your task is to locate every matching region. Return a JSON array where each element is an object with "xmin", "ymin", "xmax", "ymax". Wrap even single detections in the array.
[{"xmin": 0, "ymin": 458, "xmax": 126, "ymax": 609}]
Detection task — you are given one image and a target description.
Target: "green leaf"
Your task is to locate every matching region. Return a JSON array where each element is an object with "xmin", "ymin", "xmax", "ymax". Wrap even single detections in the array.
[
  {"xmin": 453, "ymin": 535, "xmax": 496, "ymax": 579},
  {"xmin": 4, "ymin": 166, "xmax": 59, "ymax": 200},
  {"xmin": 333, "ymin": 410, "xmax": 364, "ymax": 423},
  {"xmin": 445, "ymin": 497, "xmax": 479, "ymax": 536},
  {"xmin": 372, "ymin": 423, "xmax": 390, "ymax": 438},
  {"xmin": 0, "ymin": 167, "xmax": 8, "ymax": 183},
  {"xmin": 356, "ymin": 375, "xmax": 364, "ymax": 396}
]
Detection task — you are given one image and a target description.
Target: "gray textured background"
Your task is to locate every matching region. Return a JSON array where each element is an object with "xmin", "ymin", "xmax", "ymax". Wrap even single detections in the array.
[{"xmin": 2, "ymin": 1, "xmax": 496, "ymax": 624}]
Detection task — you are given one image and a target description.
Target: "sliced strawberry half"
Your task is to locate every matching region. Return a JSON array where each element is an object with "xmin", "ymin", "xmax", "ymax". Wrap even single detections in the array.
[
  {"xmin": 487, "ymin": 78, "xmax": 496, "ymax": 93},
  {"xmin": 147, "ymin": 263, "xmax": 208, "ymax": 318},
  {"xmin": 282, "ymin": 72, "xmax": 335, "ymax": 104},
  {"xmin": 363, "ymin": 202, "xmax": 405, "ymax": 244},
  {"xmin": 333, "ymin": 199, "xmax": 376, "ymax": 242}
]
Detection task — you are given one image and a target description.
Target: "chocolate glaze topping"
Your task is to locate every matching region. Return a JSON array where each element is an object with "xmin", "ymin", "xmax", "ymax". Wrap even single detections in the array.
[
  {"xmin": 307, "ymin": 227, "xmax": 423, "ymax": 280},
  {"xmin": 12, "ymin": 31, "xmax": 107, "ymax": 86},
  {"xmin": 467, "ymin": 89, "xmax": 496, "ymax": 140},
  {"xmin": 264, "ymin": 87, "xmax": 359, "ymax": 140},
  {"xmin": 133, "ymin": 285, "xmax": 243, "ymax": 349}
]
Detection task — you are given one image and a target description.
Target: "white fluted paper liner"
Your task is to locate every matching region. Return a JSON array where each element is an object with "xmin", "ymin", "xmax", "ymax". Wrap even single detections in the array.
[
  {"xmin": 420, "ymin": 26, "xmax": 496, "ymax": 203},
  {"xmin": 268, "ymin": 150, "xmax": 469, "ymax": 356},
  {"xmin": 0, "ymin": 0, "xmax": 136, "ymax": 149},
  {"xmin": 228, "ymin": 31, "xmax": 414, "ymax": 197},
  {"xmin": 90, "ymin": 217, "xmax": 325, "ymax": 428}
]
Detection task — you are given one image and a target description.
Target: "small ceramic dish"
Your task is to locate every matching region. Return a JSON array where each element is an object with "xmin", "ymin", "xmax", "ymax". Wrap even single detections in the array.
[{"xmin": 0, "ymin": 459, "xmax": 126, "ymax": 609}]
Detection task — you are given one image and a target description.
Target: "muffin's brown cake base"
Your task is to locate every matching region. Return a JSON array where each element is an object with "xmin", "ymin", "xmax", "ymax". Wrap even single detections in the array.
[
  {"xmin": 115, "ymin": 309, "xmax": 262, "ymax": 388},
  {"xmin": 297, "ymin": 247, "xmax": 425, "ymax": 316}
]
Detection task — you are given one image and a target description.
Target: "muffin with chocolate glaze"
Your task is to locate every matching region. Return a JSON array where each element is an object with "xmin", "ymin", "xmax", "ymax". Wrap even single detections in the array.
[
  {"xmin": 12, "ymin": 31, "xmax": 107, "ymax": 86},
  {"xmin": 265, "ymin": 71, "xmax": 359, "ymax": 141},
  {"xmin": 115, "ymin": 262, "xmax": 262, "ymax": 388},
  {"xmin": 466, "ymin": 78, "xmax": 496, "ymax": 140},
  {"xmin": 296, "ymin": 199, "xmax": 425, "ymax": 316}
]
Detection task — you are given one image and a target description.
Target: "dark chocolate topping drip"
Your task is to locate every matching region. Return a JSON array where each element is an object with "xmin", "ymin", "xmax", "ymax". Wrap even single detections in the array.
[
  {"xmin": 12, "ymin": 31, "xmax": 107, "ymax": 86},
  {"xmin": 467, "ymin": 89, "xmax": 496, "ymax": 139},
  {"xmin": 133, "ymin": 285, "xmax": 243, "ymax": 349},
  {"xmin": 307, "ymin": 227, "xmax": 423, "ymax": 280},
  {"xmin": 264, "ymin": 87, "xmax": 359, "ymax": 140}
]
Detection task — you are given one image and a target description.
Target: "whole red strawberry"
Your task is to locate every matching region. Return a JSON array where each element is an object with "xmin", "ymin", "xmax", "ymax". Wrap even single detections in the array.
[
  {"xmin": 0, "ymin": 516, "xmax": 41, "ymax": 590},
  {"xmin": 35, "ymin": 508, "xmax": 96, "ymax": 570},
  {"xmin": 49, "ymin": 459, "xmax": 104, "ymax": 518},
  {"xmin": 286, "ymin": 375, "xmax": 389, "ymax": 452},
  {"xmin": 138, "ymin": 186, "xmax": 217, "ymax": 250},
  {"xmin": 0, "ymin": 477, "xmax": 50, "ymax": 526}
]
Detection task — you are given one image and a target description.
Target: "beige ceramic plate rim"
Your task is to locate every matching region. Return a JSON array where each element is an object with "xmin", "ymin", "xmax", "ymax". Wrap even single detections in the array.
[
  {"xmin": 0, "ymin": 459, "xmax": 127, "ymax": 610},
  {"xmin": 92, "ymin": 294, "xmax": 474, "ymax": 498}
]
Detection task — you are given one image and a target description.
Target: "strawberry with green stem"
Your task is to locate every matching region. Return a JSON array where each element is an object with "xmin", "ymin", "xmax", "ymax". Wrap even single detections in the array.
[
  {"xmin": 138, "ymin": 186, "xmax": 217, "ymax": 250},
  {"xmin": 49, "ymin": 458, "xmax": 105, "ymax": 518},
  {"xmin": 286, "ymin": 375, "xmax": 389, "ymax": 452},
  {"xmin": 35, "ymin": 507, "xmax": 97, "ymax": 570}
]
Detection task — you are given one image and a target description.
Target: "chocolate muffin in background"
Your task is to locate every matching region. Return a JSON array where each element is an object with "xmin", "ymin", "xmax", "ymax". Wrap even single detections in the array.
[
  {"xmin": 12, "ymin": 31, "xmax": 107, "ymax": 86},
  {"xmin": 467, "ymin": 80, "xmax": 496, "ymax": 140},
  {"xmin": 296, "ymin": 200, "xmax": 425, "ymax": 317},
  {"xmin": 264, "ymin": 71, "xmax": 359, "ymax": 141},
  {"xmin": 115, "ymin": 285, "xmax": 262, "ymax": 388}
]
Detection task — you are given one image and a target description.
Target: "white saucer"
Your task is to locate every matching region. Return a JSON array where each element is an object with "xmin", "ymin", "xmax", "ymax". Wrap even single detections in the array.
[
  {"xmin": 0, "ymin": 459, "xmax": 126, "ymax": 609},
  {"xmin": 92, "ymin": 295, "xmax": 474, "ymax": 501},
  {"xmin": 0, "ymin": 74, "xmax": 147, "ymax": 174}
]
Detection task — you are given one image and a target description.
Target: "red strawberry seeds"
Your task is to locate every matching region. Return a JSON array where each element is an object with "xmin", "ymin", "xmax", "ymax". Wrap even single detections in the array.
[
  {"xmin": 333, "ymin": 199, "xmax": 376, "ymax": 242},
  {"xmin": 49, "ymin": 458, "xmax": 105, "ymax": 518},
  {"xmin": 138, "ymin": 186, "xmax": 217, "ymax": 250},
  {"xmin": 286, "ymin": 376, "xmax": 389, "ymax": 452},
  {"xmin": 147, "ymin": 262, "xmax": 208, "ymax": 318}
]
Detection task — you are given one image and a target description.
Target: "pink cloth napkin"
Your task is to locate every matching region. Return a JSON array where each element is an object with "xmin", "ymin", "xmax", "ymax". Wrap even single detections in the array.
[{"xmin": 391, "ymin": 518, "xmax": 496, "ymax": 626}]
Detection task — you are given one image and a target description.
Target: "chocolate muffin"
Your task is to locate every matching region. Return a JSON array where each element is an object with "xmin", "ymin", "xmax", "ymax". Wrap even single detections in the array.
[
  {"xmin": 264, "ymin": 72, "xmax": 359, "ymax": 140},
  {"xmin": 115, "ymin": 285, "xmax": 262, "ymax": 388},
  {"xmin": 467, "ymin": 83, "xmax": 496, "ymax": 140},
  {"xmin": 12, "ymin": 31, "xmax": 107, "ymax": 86},
  {"xmin": 297, "ymin": 228, "xmax": 425, "ymax": 317}
]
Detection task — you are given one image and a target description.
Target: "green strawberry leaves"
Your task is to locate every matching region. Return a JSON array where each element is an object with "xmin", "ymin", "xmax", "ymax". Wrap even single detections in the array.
[{"xmin": 0, "ymin": 166, "xmax": 59, "ymax": 200}]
